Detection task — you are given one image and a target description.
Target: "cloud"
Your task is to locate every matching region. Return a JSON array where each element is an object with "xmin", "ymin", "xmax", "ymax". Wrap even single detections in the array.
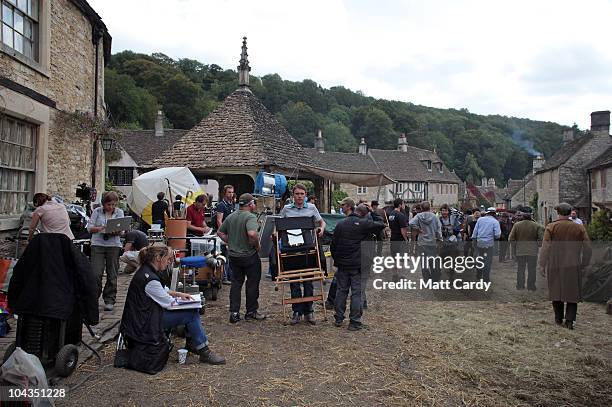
[{"xmin": 89, "ymin": 0, "xmax": 612, "ymax": 129}]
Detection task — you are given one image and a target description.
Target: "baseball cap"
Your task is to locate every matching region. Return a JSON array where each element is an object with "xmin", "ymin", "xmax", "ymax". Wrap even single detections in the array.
[
  {"xmin": 486, "ymin": 207, "xmax": 496, "ymax": 213},
  {"xmin": 238, "ymin": 193, "xmax": 256, "ymax": 205},
  {"xmin": 338, "ymin": 197, "xmax": 355, "ymax": 208}
]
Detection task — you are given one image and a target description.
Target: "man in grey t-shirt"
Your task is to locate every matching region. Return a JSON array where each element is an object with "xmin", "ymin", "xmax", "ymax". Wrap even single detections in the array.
[{"xmin": 280, "ymin": 184, "xmax": 326, "ymax": 325}]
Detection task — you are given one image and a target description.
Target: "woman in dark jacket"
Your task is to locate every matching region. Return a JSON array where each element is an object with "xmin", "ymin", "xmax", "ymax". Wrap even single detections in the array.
[{"xmin": 119, "ymin": 244, "xmax": 224, "ymax": 373}]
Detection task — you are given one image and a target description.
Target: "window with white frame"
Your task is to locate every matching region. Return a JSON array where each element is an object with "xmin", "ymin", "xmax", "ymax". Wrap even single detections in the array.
[
  {"xmin": 1, "ymin": 0, "xmax": 39, "ymax": 61},
  {"xmin": 424, "ymin": 160, "xmax": 432, "ymax": 171},
  {"xmin": 414, "ymin": 183, "xmax": 421, "ymax": 192},
  {"xmin": 395, "ymin": 182, "xmax": 404, "ymax": 193},
  {"xmin": 0, "ymin": 115, "xmax": 36, "ymax": 216},
  {"xmin": 357, "ymin": 186, "xmax": 367, "ymax": 194},
  {"xmin": 437, "ymin": 163, "xmax": 443, "ymax": 173}
]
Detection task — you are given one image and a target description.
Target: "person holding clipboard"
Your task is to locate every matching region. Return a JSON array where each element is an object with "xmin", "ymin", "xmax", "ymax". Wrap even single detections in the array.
[{"xmin": 87, "ymin": 191, "xmax": 126, "ymax": 311}]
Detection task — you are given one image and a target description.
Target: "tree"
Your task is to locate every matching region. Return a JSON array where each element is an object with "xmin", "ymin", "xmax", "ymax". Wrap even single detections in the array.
[
  {"xmin": 163, "ymin": 74, "xmax": 208, "ymax": 129},
  {"xmin": 278, "ymin": 102, "xmax": 320, "ymax": 146},
  {"xmin": 461, "ymin": 152, "xmax": 485, "ymax": 183},
  {"xmin": 322, "ymin": 122, "xmax": 357, "ymax": 152},
  {"xmin": 104, "ymin": 68, "xmax": 158, "ymax": 129}
]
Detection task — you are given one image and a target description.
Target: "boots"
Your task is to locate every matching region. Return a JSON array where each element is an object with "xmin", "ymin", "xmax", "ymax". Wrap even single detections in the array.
[{"xmin": 199, "ymin": 346, "xmax": 226, "ymax": 365}]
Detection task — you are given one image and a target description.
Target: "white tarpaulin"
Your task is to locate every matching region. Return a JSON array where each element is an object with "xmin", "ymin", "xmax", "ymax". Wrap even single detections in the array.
[{"xmin": 128, "ymin": 167, "xmax": 203, "ymax": 225}]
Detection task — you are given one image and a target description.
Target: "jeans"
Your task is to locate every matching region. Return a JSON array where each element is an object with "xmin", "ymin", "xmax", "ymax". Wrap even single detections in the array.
[
  {"xmin": 290, "ymin": 281, "xmax": 314, "ymax": 315},
  {"xmin": 420, "ymin": 245, "xmax": 440, "ymax": 282},
  {"xmin": 91, "ymin": 245, "xmax": 122, "ymax": 305},
  {"xmin": 162, "ymin": 309, "xmax": 208, "ymax": 349},
  {"xmin": 229, "ymin": 253, "xmax": 261, "ymax": 314},
  {"xmin": 334, "ymin": 267, "xmax": 362, "ymax": 324},
  {"xmin": 516, "ymin": 255, "xmax": 537, "ymax": 290},
  {"xmin": 553, "ymin": 301, "xmax": 577, "ymax": 322},
  {"xmin": 475, "ymin": 246, "xmax": 494, "ymax": 282}
]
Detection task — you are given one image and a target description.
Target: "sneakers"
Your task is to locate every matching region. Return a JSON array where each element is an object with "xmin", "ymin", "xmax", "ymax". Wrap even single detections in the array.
[
  {"xmin": 222, "ymin": 279, "xmax": 231, "ymax": 286},
  {"xmin": 304, "ymin": 312, "xmax": 316, "ymax": 325},
  {"xmin": 198, "ymin": 346, "xmax": 226, "ymax": 365},
  {"xmin": 244, "ymin": 311, "xmax": 267, "ymax": 321},
  {"xmin": 290, "ymin": 312, "xmax": 302, "ymax": 325},
  {"xmin": 348, "ymin": 322, "xmax": 363, "ymax": 331},
  {"xmin": 229, "ymin": 312, "xmax": 241, "ymax": 324},
  {"xmin": 104, "ymin": 303, "xmax": 114, "ymax": 312}
]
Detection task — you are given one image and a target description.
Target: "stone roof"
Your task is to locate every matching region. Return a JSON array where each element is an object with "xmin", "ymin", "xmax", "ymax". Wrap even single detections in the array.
[
  {"xmin": 536, "ymin": 134, "xmax": 593, "ymax": 174},
  {"xmin": 115, "ymin": 129, "xmax": 187, "ymax": 167},
  {"xmin": 369, "ymin": 147, "xmax": 462, "ymax": 183},
  {"xmin": 506, "ymin": 174, "xmax": 535, "ymax": 197},
  {"xmin": 586, "ymin": 145, "xmax": 612, "ymax": 170},
  {"xmin": 153, "ymin": 87, "xmax": 310, "ymax": 171},
  {"xmin": 305, "ymin": 149, "xmax": 382, "ymax": 174}
]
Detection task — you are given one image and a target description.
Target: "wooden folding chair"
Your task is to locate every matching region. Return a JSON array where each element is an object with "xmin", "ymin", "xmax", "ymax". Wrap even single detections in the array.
[{"xmin": 273, "ymin": 216, "xmax": 327, "ymax": 321}]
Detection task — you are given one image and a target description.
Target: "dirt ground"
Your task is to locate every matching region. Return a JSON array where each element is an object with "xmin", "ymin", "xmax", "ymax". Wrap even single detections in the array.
[{"xmin": 58, "ymin": 258, "xmax": 611, "ymax": 407}]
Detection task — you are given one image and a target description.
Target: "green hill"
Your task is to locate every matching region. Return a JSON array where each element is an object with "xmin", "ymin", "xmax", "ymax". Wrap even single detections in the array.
[{"xmin": 105, "ymin": 51, "xmax": 575, "ymax": 184}]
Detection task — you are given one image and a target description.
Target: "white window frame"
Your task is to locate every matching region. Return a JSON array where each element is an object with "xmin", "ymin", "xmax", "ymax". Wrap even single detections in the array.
[
  {"xmin": 1, "ymin": 0, "xmax": 39, "ymax": 61},
  {"xmin": 357, "ymin": 186, "xmax": 367, "ymax": 194}
]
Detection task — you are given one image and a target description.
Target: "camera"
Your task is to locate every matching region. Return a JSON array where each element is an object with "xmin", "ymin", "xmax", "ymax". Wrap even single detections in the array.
[{"xmin": 76, "ymin": 183, "xmax": 92, "ymax": 201}]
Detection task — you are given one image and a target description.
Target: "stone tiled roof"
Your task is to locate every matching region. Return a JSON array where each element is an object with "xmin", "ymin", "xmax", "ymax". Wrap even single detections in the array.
[
  {"xmin": 305, "ymin": 149, "xmax": 382, "ymax": 174},
  {"xmin": 586, "ymin": 145, "xmax": 612, "ymax": 170},
  {"xmin": 506, "ymin": 174, "xmax": 535, "ymax": 197},
  {"xmin": 115, "ymin": 129, "xmax": 188, "ymax": 167},
  {"xmin": 153, "ymin": 87, "xmax": 310, "ymax": 171},
  {"xmin": 369, "ymin": 147, "xmax": 462, "ymax": 183},
  {"xmin": 536, "ymin": 134, "xmax": 593, "ymax": 173}
]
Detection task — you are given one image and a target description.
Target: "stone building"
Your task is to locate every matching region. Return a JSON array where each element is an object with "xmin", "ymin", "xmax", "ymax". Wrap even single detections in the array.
[
  {"xmin": 320, "ymin": 133, "xmax": 461, "ymax": 207},
  {"xmin": 587, "ymin": 145, "xmax": 612, "ymax": 211},
  {"xmin": 506, "ymin": 155, "xmax": 544, "ymax": 209},
  {"xmin": 535, "ymin": 110, "xmax": 611, "ymax": 223},
  {"xmin": 0, "ymin": 0, "xmax": 111, "ymax": 233},
  {"xmin": 108, "ymin": 111, "xmax": 187, "ymax": 197}
]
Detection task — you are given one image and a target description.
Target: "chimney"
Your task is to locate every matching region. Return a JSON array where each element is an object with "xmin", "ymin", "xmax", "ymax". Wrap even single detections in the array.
[
  {"xmin": 154, "ymin": 110, "xmax": 164, "ymax": 137},
  {"xmin": 397, "ymin": 133, "xmax": 408, "ymax": 152},
  {"xmin": 532, "ymin": 154, "xmax": 545, "ymax": 174},
  {"xmin": 314, "ymin": 129, "xmax": 324, "ymax": 153},
  {"xmin": 590, "ymin": 110, "xmax": 610, "ymax": 136},
  {"xmin": 481, "ymin": 177, "xmax": 488, "ymax": 188},
  {"xmin": 237, "ymin": 36, "xmax": 251, "ymax": 87},
  {"xmin": 488, "ymin": 177, "xmax": 496, "ymax": 188},
  {"xmin": 562, "ymin": 129, "xmax": 574, "ymax": 144},
  {"xmin": 358, "ymin": 138, "xmax": 367, "ymax": 155}
]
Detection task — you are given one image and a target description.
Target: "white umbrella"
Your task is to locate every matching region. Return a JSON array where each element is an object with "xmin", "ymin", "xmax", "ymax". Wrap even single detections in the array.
[{"xmin": 128, "ymin": 167, "xmax": 203, "ymax": 225}]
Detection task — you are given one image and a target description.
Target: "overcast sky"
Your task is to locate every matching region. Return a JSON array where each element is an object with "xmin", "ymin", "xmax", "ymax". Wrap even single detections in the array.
[{"xmin": 89, "ymin": 0, "xmax": 612, "ymax": 129}]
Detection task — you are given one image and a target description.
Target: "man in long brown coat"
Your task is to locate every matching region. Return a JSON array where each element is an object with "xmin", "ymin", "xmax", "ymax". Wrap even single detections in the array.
[{"xmin": 538, "ymin": 203, "xmax": 592, "ymax": 329}]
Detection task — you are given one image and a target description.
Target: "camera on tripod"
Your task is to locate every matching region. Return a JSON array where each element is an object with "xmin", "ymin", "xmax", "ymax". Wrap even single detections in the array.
[{"xmin": 75, "ymin": 183, "xmax": 92, "ymax": 201}]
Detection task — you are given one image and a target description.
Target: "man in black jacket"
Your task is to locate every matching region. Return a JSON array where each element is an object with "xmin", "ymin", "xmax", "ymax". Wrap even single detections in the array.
[{"xmin": 331, "ymin": 204, "xmax": 385, "ymax": 331}]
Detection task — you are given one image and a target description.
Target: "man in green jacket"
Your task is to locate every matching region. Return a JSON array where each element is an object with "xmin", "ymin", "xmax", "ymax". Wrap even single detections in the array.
[{"xmin": 508, "ymin": 209, "xmax": 544, "ymax": 291}]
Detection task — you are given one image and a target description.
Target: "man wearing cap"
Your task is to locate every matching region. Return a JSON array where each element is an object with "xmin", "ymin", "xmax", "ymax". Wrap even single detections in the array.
[
  {"xmin": 471, "ymin": 207, "xmax": 501, "ymax": 283},
  {"xmin": 508, "ymin": 209, "xmax": 544, "ymax": 291},
  {"xmin": 280, "ymin": 183, "xmax": 326, "ymax": 325},
  {"xmin": 538, "ymin": 203, "xmax": 592, "ymax": 329},
  {"xmin": 217, "ymin": 193, "xmax": 266, "ymax": 324},
  {"xmin": 331, "ymin": 203, "xmax": 385, "ymax": 330}
]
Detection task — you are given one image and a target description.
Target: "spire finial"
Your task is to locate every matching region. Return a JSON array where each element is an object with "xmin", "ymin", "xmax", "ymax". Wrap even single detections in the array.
[{"xmin": 238, "ymin": 36, "xmax": 251, "ymax": 87}]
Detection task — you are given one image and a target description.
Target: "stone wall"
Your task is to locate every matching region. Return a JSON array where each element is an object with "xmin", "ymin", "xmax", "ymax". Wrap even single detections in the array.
[
  {"xmin": 591, "ymin": 167, "xmax": 612, "ymax": 209},
  {"xmin": 536, "ymin": 169, "xmax": 559, "ymax": 223},
  {"xmin": 510, "ymin": 176, "xmax": 537, "ymax": 208},
  {"xmin": 561, "ymin": 133, "xmax": 611, "ymax": 208},
  {"xmin": 0, "ymin": 0, "xmax": 106, "ymax": 225}
]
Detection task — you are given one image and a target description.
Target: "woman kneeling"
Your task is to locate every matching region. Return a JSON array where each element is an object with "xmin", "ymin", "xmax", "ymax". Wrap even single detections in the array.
[{"xmin": 119, "ymin": 244, "xmax": 225, "ymax": 373}]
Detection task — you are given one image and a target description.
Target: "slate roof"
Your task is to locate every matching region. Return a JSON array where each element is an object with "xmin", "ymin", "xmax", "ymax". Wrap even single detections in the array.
[
  {"xmin": 506, "ymin": 174, "xmax": 535, "ymax": 197},
  {"xmin": 586, "ymin": 145, "xmax": 612, "ymax": 170},
  {"xmin": 305, "ymin": 149, "xmax": 382, "ymax": 174},
  {"xmin": 114, "ymin": 129, "xmax": 188, "ymax": 167},
  {"xmin": 153, "ymin": 87, "xmax": 310, "ymax": 171},
  {"xmin": 369, "ymin": 147, "xmax": 462, "ymax": 183},
  {"xmin": 536, "ymin": 134, "xmax": 593, "ymax": 173}
]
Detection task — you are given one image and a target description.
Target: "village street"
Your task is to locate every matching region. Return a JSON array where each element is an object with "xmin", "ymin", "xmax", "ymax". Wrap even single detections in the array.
[{"xmin": 56, "ymin": 258, "xmax": 611, "ymax": 407}]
